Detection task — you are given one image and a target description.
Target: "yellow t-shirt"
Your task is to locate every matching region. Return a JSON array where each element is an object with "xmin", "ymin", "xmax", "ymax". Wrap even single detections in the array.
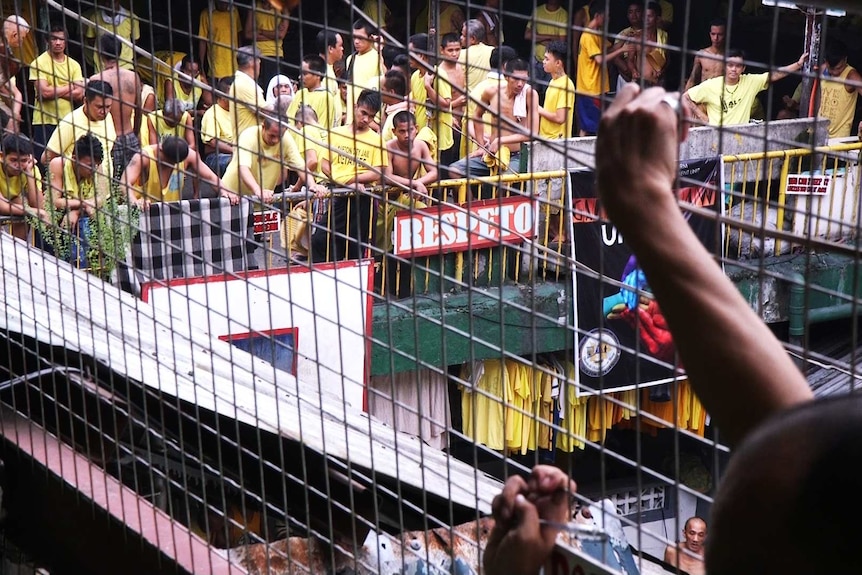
[
  {"xmin": 525, "ymin": 4, "xmax": 569, "ymax": 61},
  {"xmin": 45, "ymin": 107, "xmax": 117, "ymax": 175},
  {"xmin": 577, "ymin": 29, "xmax": 610, "ymax": 95},
  {"xmin": 198, "ymin": 6, "xmax": 241, "ymax": 78},
  {"xmin": 819, "ymin": 65, "xmax": 857, "ymax": 138},
  {"xmin": 83, "ymin": 9, "xmax": 141, "ymax": 71},
  {"xmin": 169, "ymin": 77, "xmax": 203, "ymax": 113},
  {"xmin": 230, "ymin": 70, "xmax": 266, "ymax": 138},
  {"xmin": 200, "ymin": 104, "xmax": 235, "ymax": 148},
  {"xmin": 410, "ymin": 70, "xmax": 429, "ymax": 130},
  {"xmin": 0, "ymin": 165, "xmax": 27, "ymax": 201},
  {"xmin": 324, "ymin": 125, "xmax": 388, "ymax": 185},
  {"xmin": 60, "ymin": 157, "xmax": 108, "ymax": 202},
  {"xmin": 345, "ymin": 49, "xmax": 382, "ymax": 125},
  {"xmin": 431, "ymin": 66, "xmax": 455, "ymax": 154},
  {"xmin": 291, "ymin": 125, "xmax": 326, "ymax": 179},
  {"xmin": 142, "ymin": 110, "xmax": 192, "ymax": 147},
  {"xmin": 29, "ymin": 52, "xmax": 84, "ymax": 127},
  {"xmin": 539, "ymin": 73, "xmax": 575, "ymax": 139},
  {"xmin": 222, "ymin": 125, "xmax": 305, "ymax": 195},
  {"xmin": 253, "ymin": 7, "xmax": 283, "ymax": 58},
  {"xmin": 361, "ymin": 0, "xmax": 390, "ymax": 29},
  {"xmin": 287, "ymin": 88, "xmax": 341, "ymax": 129},
  {"xmin": 686, "ymin": 72, "xmax": 769, "ymax": 126},
  {"xmin": 132, "ymin": 146, "xmax": 186, "ymax": 203},
  {"xmin": 458, "ymin": 42, "xmax": 494, "ymax": 93}
]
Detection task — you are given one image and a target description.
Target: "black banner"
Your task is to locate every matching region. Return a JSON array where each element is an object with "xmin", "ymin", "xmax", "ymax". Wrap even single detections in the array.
[{"xmin": 570, "ymin": 158, "xmax": 720, "ymax": 394}]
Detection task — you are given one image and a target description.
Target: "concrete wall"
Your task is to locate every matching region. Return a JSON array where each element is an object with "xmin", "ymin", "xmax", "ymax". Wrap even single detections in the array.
[{"xmin": 527, "ymin": 117, "xmax": 831, "ymax": 181}]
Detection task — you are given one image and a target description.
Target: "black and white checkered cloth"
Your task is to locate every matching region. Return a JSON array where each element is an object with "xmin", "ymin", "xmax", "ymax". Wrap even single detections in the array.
[{"xmin": 116, "ymin": 198, "xmax": 252, "ymax": 296}]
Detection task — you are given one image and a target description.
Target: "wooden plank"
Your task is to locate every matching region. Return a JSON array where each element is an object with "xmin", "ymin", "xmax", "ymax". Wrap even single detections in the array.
[{"xmin": 0, "ymin": 235, "xmax": 502, "ymax": 512}]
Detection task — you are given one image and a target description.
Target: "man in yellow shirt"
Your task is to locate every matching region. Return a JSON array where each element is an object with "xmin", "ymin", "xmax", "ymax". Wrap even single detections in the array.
[
  {"xmin": 198, "ymin": 0, "xmax": 242, "ymax": 81},
  {"xmin": 244, "ymin": 0, "xmax": 289, "ymax": 90},
  {"xmin": 287, "ymin": 54, "xmax": 341, "ymax": 129},
  {"xmin": 29, "ymin": 24, "xmax": 84, "ymax": 165},
  {"xmin": 316, "ymin": 29, "xmax": 344, "ymax": 107},
  {"xmin": 222, "ymin": 113, "xmax": 326, "ymax": 204},
  {"xmin": 539, "ymin": 40, "xmax": 574, "ymax": 139},
  {"xmin": 316, "ymin": 89, "xmax": 388, "ymax": 262},
  {"xmin": 458, "ymin": 19, "xmax": 495, "ymax": 93},
  {"xmin": 42, "ymin": 80, "xmax": 116, "ymax": 178},
  {"xmin": 200, "ymin": 77, "xmax": 235, "ymax": 177},
  {"xmin": 684, "ymin": 49, "xmax": 807, "ymax": 126},
  {"xmin": 524, "ymin": 0, "xmax": 568, "ymax": 98},
  {"xmin": 47, "ymin": 134, "xmax": 111, "ymax": 268},
  {"xmin": 818, "ymin": 39, "xmax": 862, "ymax": 139},
  {"xmin": 0, "ymin": 133, "xmax": 49, "ymax": 239},
  {"xmin": 345, "ymin": 19, "xmax": 383, "ymax": 126},
  {"xmin": 230, "ymin": 46, "xmax": 265, "ymax": 139},
  {"xmin": 83, "ymin": 0, "xmax": 140, "ymax": 71},
  {"xmin": 576, "ymin": 0, "xmax": 632, "ymax": 136}
]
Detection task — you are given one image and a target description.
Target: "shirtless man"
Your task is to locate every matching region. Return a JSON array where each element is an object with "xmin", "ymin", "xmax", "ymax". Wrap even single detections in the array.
[
  {"xmin": 685, "ymin": 18, "xmax": 727, "ymax": 90},
  {"xmin": 665, "ymin": 517, "xmax": 707, "ymax": 575},
  {"xmin": 631, "ymin": 2, "xmax": 668, "ymax": 87},
  {"xmin": 386, "ymin": 111, "xmax": 438, "ymax": 200},
  {"xmin": 448, "ymin": 57, "xmax": 538, "ymax": 178},
  {"xmin": 91, "ymin": 33, "xmax": 141, "ymax": 179}
]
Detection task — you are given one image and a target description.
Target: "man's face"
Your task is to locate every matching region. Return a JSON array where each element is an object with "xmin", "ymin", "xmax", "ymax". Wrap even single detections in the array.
[
  {"xmin": 683, "ymin": 521, "xmax": 707, "ymax": 555},
  {"xmin": 5, "ymin": 24, "xmax": 28, "ymax": 49},
  {"xmin": 353, "ymin": 27, "xmax": 372, "ymax": 54},
  {"xmin": 627, "ymin": 4, "xmax": 643, "ymax": 27},
  {"xmin": 262, "ymin": 121, "xmax": 286, "ymax": 146},
  {"xmin": 709, "ymin": 25, "xmax": 726, "ymax": 49},
  {"xmin": 85, "ymin": 95, "xmax": 111, "ymax": 122},
  {"xmin": 408, "ymin": 42, "xmax": 425, "ymax": 69},
  {"xmin": 1, "ymin": 151, "xmax": 25, "ymax": 176},
  {"xmin": 393, "ymin": 121, "xmax": 415, "ymax": 146},
  {"xmin": 74, "ymin": 154, "xmax": 98, "ymax": 181},
  {"xmin": 354, "ymin": 104, "xmax": 375, "ymax": 131},
  {"xmin": 182, "ymin": 62, "xmax": 200, "ymax": 83},
  {"xmin": 441, "ymin": 40, "xmax": 460, "ymax": 62},
  {"xmin": 215, "ymin": 0, "xmax": 230, "ymax": 11},
  {"xmin": 542, "ymin": 52, "xmax": 561, "ymax": 74},
  {"xmin": 505, "ymin": 70, "xmax": 528, "ymax": 95},
  {"xmin": 645, "ymin": 9, "xmax": 657, "ymax": 29},
  {"xmin": 301, "ymin": 62, "xmax": 319, "ymax": 89},
  {"xmin": 48, "ymin": 31, "xmax": 66, "ymax": 55},
  {"xmin": 164, "ymin": 110, "xmax": 183, "ymax": 128},
  {"xmin": 460, "ymin": 24, "xmax": 469, "ymax": 48},
  {"xmin": 828, "ymin": 57, "xmax": 849, "ymax": 77},
  {"xmin": 329, "ymin": 34, "xmax": 345, "ymax": 63},
  {"xmin": 726, "ymin": 57, "xmax": 745, "ymax": 81}
]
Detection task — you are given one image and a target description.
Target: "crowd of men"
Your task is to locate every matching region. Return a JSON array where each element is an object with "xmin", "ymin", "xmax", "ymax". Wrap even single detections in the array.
[{"xmin": 0, "ymin": 0, "xmax": 856, "ymax": 268}]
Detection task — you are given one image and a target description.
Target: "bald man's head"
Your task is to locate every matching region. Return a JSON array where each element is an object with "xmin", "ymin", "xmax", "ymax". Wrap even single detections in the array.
[
  {"xmin": 3, "ymin": 16, "xmax": 30, "ymax": 49},
  {"xmin": 707, "ymin": 395, "xmax": 862, "ymax": 574}
]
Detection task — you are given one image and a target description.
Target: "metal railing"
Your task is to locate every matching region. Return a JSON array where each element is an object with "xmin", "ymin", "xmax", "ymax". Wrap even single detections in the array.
[{"xmin": 722, "ymin": 142, "xmax": 862, "ymax": 259}]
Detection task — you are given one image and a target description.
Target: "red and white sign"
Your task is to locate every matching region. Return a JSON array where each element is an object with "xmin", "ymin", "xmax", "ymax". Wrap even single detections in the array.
[
  {"xmin": 141, "ymin": 260, "xmax": 374, "ymax": 410},
  {"xmin": 392, "ymin": 196, "xmax": 536, "ymax": 256},
  {"xmin": 253, "ymin": 209, "xmax": 282, "ymax": 233},
  {"xmin": 785, "ymin": 173, "xmax": 831, "ymax": 195}
]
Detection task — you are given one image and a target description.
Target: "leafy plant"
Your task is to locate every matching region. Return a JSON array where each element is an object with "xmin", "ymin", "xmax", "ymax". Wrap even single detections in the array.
[
  {"xmin": 84, "ymin": 194, "xmax": 141, "ymax": 281},
  {"xmin": 26, "ymin": 188, "xmax": 72, "ymax": 261}
]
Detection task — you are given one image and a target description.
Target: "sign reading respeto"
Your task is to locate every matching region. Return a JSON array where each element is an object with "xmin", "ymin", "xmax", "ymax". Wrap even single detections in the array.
[{"xmin": 391, "ymin": 196, "xmax": 536, "ymax": 256}]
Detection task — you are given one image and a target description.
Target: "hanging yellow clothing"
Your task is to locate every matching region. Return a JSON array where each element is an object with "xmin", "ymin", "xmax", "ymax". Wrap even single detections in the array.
[
  {"xmin": 460, "ymin": 360, "xmax": 508, "ymax": 450},
  {"xmin": 132, "ymin": 146, "xmax": 186, "ymax": 203},
  {"xmin": 558, "ymin": 361, "xmax": 587, "ymax": 452}
]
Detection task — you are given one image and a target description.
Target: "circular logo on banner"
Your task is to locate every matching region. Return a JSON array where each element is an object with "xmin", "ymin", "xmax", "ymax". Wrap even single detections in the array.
[{"xmin": 579, "ymin": 329, "xmax": 621, "ymax": 377}]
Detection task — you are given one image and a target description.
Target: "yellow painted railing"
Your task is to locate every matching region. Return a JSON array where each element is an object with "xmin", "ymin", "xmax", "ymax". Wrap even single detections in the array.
[
  {"xmin": 722, "ymin": 142, "xmax": 862, "ymax": 258},
  {"xmin": 278, "ymin": 170, "xmax": 570, "ymax": 298}
]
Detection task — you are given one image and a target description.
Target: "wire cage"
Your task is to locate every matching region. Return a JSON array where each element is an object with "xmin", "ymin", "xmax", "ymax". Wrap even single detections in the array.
[{"xmin": 0, "ymin": 0, "xmax": 860, "ymax": 573}]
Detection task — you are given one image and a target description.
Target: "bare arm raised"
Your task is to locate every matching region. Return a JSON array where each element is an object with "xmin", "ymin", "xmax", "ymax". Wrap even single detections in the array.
[{"xmin": 595, "ymin": 85, "xmax": 813, "ymax": 446}]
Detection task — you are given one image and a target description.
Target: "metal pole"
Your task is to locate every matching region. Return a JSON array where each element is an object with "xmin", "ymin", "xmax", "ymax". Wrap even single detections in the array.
[{"xmin": 799, "ymin": 5, "xmax": 821, "ymax": 120}]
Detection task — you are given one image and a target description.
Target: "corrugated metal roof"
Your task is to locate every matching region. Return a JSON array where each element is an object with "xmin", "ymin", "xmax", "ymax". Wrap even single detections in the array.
[{"xmin": 804, "ymin": 331, "xmax": 862, "ymax": 398}]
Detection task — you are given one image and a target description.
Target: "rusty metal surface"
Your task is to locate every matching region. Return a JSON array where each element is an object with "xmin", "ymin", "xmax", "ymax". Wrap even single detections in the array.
[{"xmin": 0, "ymin": 407, "xmax": 247, "ymax": 575}]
